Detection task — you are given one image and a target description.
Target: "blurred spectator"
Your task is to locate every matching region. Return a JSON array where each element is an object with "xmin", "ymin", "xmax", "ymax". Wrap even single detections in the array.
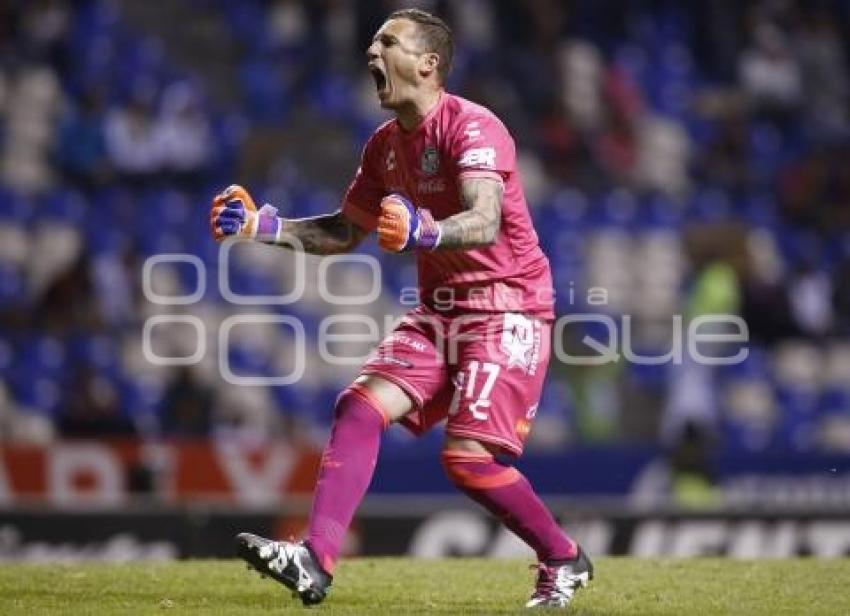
[
  {"xmin": 697, "ymin": 113, "xmax": 753, "ymax": 194},
  {"xmin": 593, "ymin": 66, "xmax": 641, "ymax": 188},
  {"xmin": 91, "ymin": 245, "xmax": 138, "ymax": 328},
  {"xmin": 833, "ymin": 258, "xmax": 850, "ymax": 336},
  {"xmin": 155, "ymin": 82, "xmax": 215, "ymax": 190},
  {"xmin": 629, "ymin": 421, "xmax": 721, "ymax": 509},
  {"xmin": 323, "ymin": 0, "xmax": 357, "ymax": 69},
  {"xmin": 57, "ymin": 365, "xmax": 136, "ymax": 438},
  {"xmin": 817, "ymin": 412, "xmax": 850, "ymax": 453},
  {"xmin": 787, "ymin": 260, "xmax": 834, "ymax": 338},
  {"xmin": 741, "ymin": 229, "xmax": 796, "ymax": 346},
  {"xmin": 559, "ymin": 40, "xmax": 604, "ymax": 132},
  {"xmin": 669, "ymin": 421, "xmax": 720, "ymax": 509},
  {"xmin": 0, "ymin": 2, "xmax": 20, "ymax": 61},
  {"xmin": 55, "ymin": 87, "xmax": 113, "ymax": 190},
  {"xmin": 722, "ymin": 376, "xmax": 778, "ymax": 452},
  {"xmin": 18, "ymin": 0, "xmax": 71, "ymax": 69},
  {"xmin": 1, "ymin": 65, "xmax": 63, "ymax": 194},
  {"xmin": 691, "ymin": 0, "xmax": 745, "ymax": 83},
  {"xmin": 777, "ymin": 148, "xmax": 828, "ymax": 231},
  {"xmin": 36, "ymin": 250, "xmax": 102, "ymax": 332},
  {"xmin": 795, "ymin": 8, "xmax": 849, "ymax": 143},
  {"xmin": 448, "ymin": 0, "xmax": 496, "ymax": 55},
  {"xmin": 662, "ymin": 258, "xmax": 741, "ymax": 443},
  {"xmin": 636, "ymin": 115, "xmax": 691, "ymax": 197},
  {"xmin": 159, "ymin": 366, "xmax": 214, "ymax": 437},
  {"xmin": 739, "ymin": 23, "xmax": 801, "ymax": 126},
  {"xmin": 212, "ymin": 386, "xmax": 283, "ymax": 440},
  {"xmin": 0, "ymin": 68, "xmax": 6, "ymax": 120},
  {"xmin": 778, "ymin": 145, "xmax": 850, "ymax": 233},
  {"xmin": 104, "ymin": 86, "xmax": 162, "ymax": 187},
  {"xmin": 0, "ymin": 381, "xmax": 55, "ymax": 443},
  {"xmin": 594, "ymin": 102, "xmax": 637, "ymax": 188},
  {"xmin": 268, "ymin": 0, "xmax": 310, "ymax": 51},
  {"xmin": 535, "ymin": 100, "xmax": 590, "ymax": 186}
]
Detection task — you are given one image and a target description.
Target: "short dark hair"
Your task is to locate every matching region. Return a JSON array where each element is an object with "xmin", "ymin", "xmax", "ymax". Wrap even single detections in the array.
[{"xmin": 387, "ymin": 8, "xmax": 453, "ymax": 84}]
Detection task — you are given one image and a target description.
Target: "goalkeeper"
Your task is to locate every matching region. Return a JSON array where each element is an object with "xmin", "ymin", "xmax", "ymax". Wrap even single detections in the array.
[{"xmin": 211, "ymin": 8, "xmax": 591, "ymax": 609}]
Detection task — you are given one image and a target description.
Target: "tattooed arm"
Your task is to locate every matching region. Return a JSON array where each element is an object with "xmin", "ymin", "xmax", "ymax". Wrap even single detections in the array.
[
  {"xmin": 286, "ymin": 177, "xmax": 502, "ymax": 256},
  {"xmin": 275, "ymin": 210, "xmax": 367, "ymax": 255},
  {"xmin": 437, "ymin": 177, "xmax": 503, "ymax": 250},
  {"xmin": 210, "ymin": 184, "xmax": 367, "ymax": 254}
]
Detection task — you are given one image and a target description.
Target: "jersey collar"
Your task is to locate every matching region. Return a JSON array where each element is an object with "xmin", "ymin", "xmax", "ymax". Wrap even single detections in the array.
[{"xmin": 396, "ymin": 90, "xmax": 446, "ymax": 139}]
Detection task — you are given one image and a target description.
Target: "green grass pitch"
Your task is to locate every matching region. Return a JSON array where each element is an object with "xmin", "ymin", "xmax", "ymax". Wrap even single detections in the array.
[{"xmin": 1, "ymin": 558, "xmax": 848, "ymax": 614}]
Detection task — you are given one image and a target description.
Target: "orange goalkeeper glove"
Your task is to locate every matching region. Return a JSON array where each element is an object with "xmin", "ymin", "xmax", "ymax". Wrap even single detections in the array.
[
  {"xmin": 377, "ymin": 193, "xmax": 441, "ymax": 252},
  {"xmin": 210, "ymin": 184, "xmax": 280, "ymax": 242}
]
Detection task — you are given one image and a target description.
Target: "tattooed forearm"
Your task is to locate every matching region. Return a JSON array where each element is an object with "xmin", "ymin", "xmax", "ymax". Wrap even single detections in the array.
[
  {"xmin": 277, "ymin": 210, "xmax": 366, "ymax": 254},
  {"xmin": 437, "ymin": 178, "xmax": 503, "ymax": 250}
]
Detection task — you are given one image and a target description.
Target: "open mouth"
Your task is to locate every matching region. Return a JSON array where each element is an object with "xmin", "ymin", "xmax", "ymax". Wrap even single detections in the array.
[{"xmin": 369, "ymin": 65, "xmax": 388, "ymax": 95}]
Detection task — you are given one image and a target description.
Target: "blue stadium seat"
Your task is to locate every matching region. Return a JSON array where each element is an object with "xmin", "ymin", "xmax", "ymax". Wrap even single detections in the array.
[
  {"xmin": 309, "ymin": 73, "xmax": 359, "ymax": 122},
  {"xmin": 820, "ymin": 387, "xmax": 850, "ymax": 415},
  {"xmin": 65, "ymin": 334, "xmax": 121, "ymax": 378},
  {"xmin": 0, "ymin": 265, "xmax": 25, "ymax": 305},
  {"xmin": 9, "ymin": 372, "xmax": 63, "ymax": 415},
  {"xmin": 240, "ymin": 59, "xmax": 290, "ymax": 123},
  {"xmin": 218, "ymin": 0, "xmax": 267, "ymax": 51},
  {"xmin": 774, "ymin": 386, "xmax": 821, "ymax": 451},
  {"xmin": 689, "ymin": 187, "xmax": 732, "ymax": 223},
  {"xmin": 640, "ymin": 193, "xmax": 686, "ymax": 229},
  {"xmin": 0, "ymin": 337, "xmax": 12, "ymax": 374},
  {"xmin": 584, "ymin": 189, "xmax": 640, "ymax": 230},
  {"xmin": 40, "ymin": 189, "xmax": 89, "ymax": 224},
  {"xmin": 740, "ymin": 192, "xmax": 780, "ymax": 228},
  {"xmin": 548, "ymin": 189, "xmax": 590, "ymax": 228},
  {"xmin": 0, "ymin": 190, "xmax": 35, "ymax": 225}
]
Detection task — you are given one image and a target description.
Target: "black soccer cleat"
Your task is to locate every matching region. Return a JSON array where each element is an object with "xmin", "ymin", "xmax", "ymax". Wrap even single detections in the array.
[
  {"xmin": 525, "ymin": 546, "xmax": 594, "ymax": 608},
  {"xmin": 236, "ymin": 532, "xmax": 332, "ymax": 606}
]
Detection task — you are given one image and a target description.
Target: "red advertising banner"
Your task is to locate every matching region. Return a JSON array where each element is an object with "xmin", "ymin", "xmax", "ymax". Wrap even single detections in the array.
[{"xmin": 0, "ymin": 440, "xmax": 322, "ymax": 507}]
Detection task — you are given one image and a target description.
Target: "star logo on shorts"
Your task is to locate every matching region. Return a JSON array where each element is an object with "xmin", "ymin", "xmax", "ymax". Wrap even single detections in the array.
[
  {"xmin": 502, "ymin": 331, "xmax": 533, "ymax": 372},
  {"xmin": 500, "ymin": 314, "xmax": 537, "ymax": 373}
]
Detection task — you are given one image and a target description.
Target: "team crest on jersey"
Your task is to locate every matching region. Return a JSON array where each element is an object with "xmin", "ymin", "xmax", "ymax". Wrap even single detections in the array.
[{"xmin": 420, "ymin": 146, "xmax": 440, "ymax": 175}]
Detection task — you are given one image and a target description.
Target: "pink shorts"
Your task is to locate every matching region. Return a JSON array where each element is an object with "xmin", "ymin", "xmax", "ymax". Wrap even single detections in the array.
[{"xmin": 360, "ymin": 305, "xmax": 551, "ymax": 456}]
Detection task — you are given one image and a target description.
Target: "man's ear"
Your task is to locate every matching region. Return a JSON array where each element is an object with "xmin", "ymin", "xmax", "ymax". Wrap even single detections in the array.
[{"xmin": 419, "ymin": 52, "xmax": 440, "ymax": 78}]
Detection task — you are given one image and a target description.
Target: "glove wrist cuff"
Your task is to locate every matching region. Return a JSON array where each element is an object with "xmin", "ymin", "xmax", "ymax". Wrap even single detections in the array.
[
  {"xmin": 254, "ymin": 204, "xmax": 281, "ymax": 242},
  {"xmin": 416, "ymin": 209, "xmax": 441, "ymax": 251}
]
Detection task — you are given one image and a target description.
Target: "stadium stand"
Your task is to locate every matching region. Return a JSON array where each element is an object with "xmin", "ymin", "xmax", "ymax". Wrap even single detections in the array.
[{"xmin": 0, "ymin": 0, "xmax": 849, "ymax": 465}]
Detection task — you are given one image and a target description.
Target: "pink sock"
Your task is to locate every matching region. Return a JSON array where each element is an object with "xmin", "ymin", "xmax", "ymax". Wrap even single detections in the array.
[
  {"xmin": 306, "ymin": 385, "xmax": 388, "ymax": 574},
  {"xmin": 441, "ymin": 451, "xmax": 577, "ymax": 562}
]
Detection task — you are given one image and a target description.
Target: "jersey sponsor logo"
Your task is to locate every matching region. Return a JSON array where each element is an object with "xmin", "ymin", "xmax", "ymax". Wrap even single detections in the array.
[
  {"xmin": 418, "ymin": 178, "xmax": 446, "ymax": 194},
  {"xmin": 515, "ymin": 418, "xmax": 531, "ymax": 439},
  {"xmin": 464, "ymin": 121, "xmax": 481, "ymax": 141},
  {"xmin": 385, "ymin": 149, "xmax": 396, "ymax": 171},
  {"xmin": 420, "ymin": 146, "xmax": 440, "ymax": 175},
  {"xmin": 458, "ymin": 147, "xmax": 496, "ymax": 169},
  {"xmin": 371, "ymin": 355, "xmax": 414, "ymax": 369},
  {"xmin": 390, "ymin": 332, "xmax": 427, "ymax": 353},
  {"xmin": 500, "ymin": 313, "xmax": 541, "ymax": 374}
]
